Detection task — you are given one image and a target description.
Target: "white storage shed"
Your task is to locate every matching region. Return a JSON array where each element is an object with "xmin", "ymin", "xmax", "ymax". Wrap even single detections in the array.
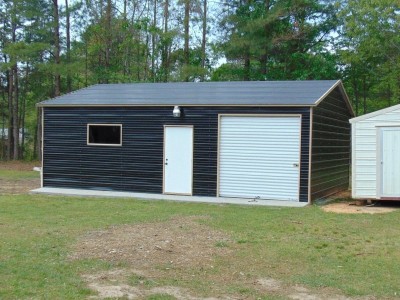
[{"xmin": 350, "ymin": 104, "xmax": 400, "ymax": 200}]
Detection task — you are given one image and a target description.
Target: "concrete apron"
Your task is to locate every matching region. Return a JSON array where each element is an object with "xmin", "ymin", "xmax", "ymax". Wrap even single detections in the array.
[{"xmin": 31, "ymin": 187, "xmax": 309, "ymax": 207}]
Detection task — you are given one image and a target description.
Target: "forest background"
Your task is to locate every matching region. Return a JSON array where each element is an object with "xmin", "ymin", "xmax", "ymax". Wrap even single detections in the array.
[{"xmin": 0, "ymin": 0, "xmax": 399, "ymax": 160}]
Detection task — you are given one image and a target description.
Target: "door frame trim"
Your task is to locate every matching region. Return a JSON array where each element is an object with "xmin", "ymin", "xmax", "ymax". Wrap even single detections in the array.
[
  {"xmin": 163, "ymin": 125, "xmax": 194, "ymax": 196},
  {"xmin": 217, "ymin": 114, "xmax": 302, "ymax": 200}
]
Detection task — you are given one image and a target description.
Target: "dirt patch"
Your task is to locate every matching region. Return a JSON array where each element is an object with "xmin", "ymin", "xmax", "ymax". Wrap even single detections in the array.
[
  {"xmin": 321, "ymin": 202, "xmax": 397, "ymax": 214},
  {"xmin": 70, "ymin": 216, "xmax": 233, "ymax": 270},
  {"xmin": 321, "ymin": 190, "xmax": 398, "ymax": 214},
  {"xmin": 0, "ymin": 178, "xmax": 40, "ymax": 194},
  {"xmin": 82, "ymin": 269, "xmax": 229, "ymax": 300},
  {"xmin": 73, "ymin": 216, "xmax": 237, "ymax": 298},
  {"xmin": 73, "ymin": 217, "xmax": 374, "ymax": 300},
  {"xmin": 82, "ymin": 269, "xmax": 372, "ymax": 300},
  {"xmin": 0, "ymin": 161, "xmax": 40, "ymax": 171},
  {"xmin": 0, "ymin": 161, "xmax": 41, "ymax": 194}
]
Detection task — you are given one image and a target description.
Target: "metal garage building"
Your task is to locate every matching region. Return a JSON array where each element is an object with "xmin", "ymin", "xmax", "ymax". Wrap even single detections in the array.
[
  {"xmin": 350, "ymin": 104, "xmax": 400, "ymax": 200},
  {"xmin": 37, "ymin": 80, "xmax": 354, "ymax": 203}
]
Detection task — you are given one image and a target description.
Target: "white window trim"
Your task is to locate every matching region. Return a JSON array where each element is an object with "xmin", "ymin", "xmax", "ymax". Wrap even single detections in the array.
[{"xmin": 87, "ymin": 123, "xmax": 123, "ymax": 146}]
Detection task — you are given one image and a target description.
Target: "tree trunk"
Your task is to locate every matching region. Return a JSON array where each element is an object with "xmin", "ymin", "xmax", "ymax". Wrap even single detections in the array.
[
  {"xmin": 20, "ymin": 93, "xmax": 25, "ymax": 160},
  {"xmin": 183, "ymin": 0, "xmax": 190, "ymax": 82},
  {"xmin": 33, "ymin": 109, "xmax": 38, "ymax": 160},
  {"xmin": 35, "ymin": 108, "xmax": 42, "ymax": 161},
  {"xmin": 12, "ymin": 64, "xmax": 19, "ymax": 160},
  {"xmin": 7, "ymin": 70, "xmax": 13, "ymax": 161},
  {"xmin": 162, "ymin": 0, "xmax": 169, "ymax": 82},
  {"xmin": 105, "ymin": 0, "xmax": 112, "ymax": 83},
  {"xmin": 9, "ymin": 7, "xmax": 19, "ymax": 160},
  {"xmin": 85, "ymin": 41, "xmax": 88, "ymax": 87},
  {"xmin": 152, "ymin": 0, "xmax": 157, "ymax": 82},
  {"xmin": 260, "ymin": 0, "xmax": 270, "ymax": 79},
  {"xmin": 53, "ymin": 0, "xmax": 61, "ymax": 97},
  {"xmin": 20, "ymin": 63, "xmax": 29, "ymax": 159},
  {"xmin": 1, "ymin": 87, "xmax": 6, "ymax": 160},
  {"xmin": 137, "ymin": 30, "xmax": 141, "ymax": 81},
  {"xmin": 65, "ymin": 0, "xmax": 72, "ymax": 92},
  {"xmin": 200, "ymin": 0, "xmax": 207, "ymax": 82},
  {"xmin": 363, "ymin": 75, "xmax": 367, "ymax": 114},
  {"xmin": 243, "ymin": 0, "xmax": 251, "ymax": 81},
  {"xmin": 352, "ymin": 73, "xmax": 359, "ymax": 116},
  {"xmin": 6, "ymin": 2, "xmax": 19, "ymax": 161},
  {"xmin": 144, "ymin": 10, "xmax": 150, "ymax": 82}
]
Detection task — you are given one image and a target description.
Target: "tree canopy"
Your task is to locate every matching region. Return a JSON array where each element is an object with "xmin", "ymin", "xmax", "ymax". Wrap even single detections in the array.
[{"xmin": 0, "ymin": 0, "xmax": 399, "ymax": 160}]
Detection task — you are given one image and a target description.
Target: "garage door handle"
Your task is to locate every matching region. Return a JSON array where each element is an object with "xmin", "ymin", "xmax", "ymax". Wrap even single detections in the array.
[{"xmin": 293, "ymin": 163, "xmax": 299, "ymax": 167}]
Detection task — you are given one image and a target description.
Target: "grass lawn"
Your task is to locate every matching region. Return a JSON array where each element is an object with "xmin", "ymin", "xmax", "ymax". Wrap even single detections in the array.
[
  {"xmin": 0, "ymin": 168, "xmax": 399, "ymax": 299},
  {"xmin": 0, "ymin": 169, "xmax": 39, "ymax": 180}
]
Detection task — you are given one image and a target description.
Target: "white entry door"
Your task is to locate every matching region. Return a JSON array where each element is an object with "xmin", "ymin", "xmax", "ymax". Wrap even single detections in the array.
[
  {"xmin": 219, "ymin": 115, "xmax": 301, "ymax": 201},
  {"xmin": 378, "ymin": 127, "xmax": 400, "ymax": 198},
  {"xmin": 164, "ymin": 126, "xmax": 193, "ymax": 195}
]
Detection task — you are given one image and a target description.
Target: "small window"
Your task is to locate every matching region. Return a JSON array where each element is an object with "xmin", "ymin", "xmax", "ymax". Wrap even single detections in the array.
[{"xmin": 87, "ymin": 124, "xmax": 122, "ymax": 146}]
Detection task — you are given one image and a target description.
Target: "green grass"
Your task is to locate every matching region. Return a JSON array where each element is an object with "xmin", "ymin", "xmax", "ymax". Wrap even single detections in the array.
[
  {"xmin": 0, "ymin": 169, "xmax": 39, "ymax": 180},
  {"xmin": 0, "ymin": 191, "xmax": 400, "ymax": 298}
]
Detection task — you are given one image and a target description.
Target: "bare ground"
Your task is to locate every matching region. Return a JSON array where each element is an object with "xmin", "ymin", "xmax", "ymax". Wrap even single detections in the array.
[
  {"xmin": 0, "ymin": 178, "xmax": 40, "ymax": 194},
  {"xmin": 70, "ymin": 216, "xmax": 233, "ymax": 269},
  {"xmin": 320, "ymin": 191, "xmax": 398, "ymax": 214},
  {"xmin": 0, "ymin": 160, "xmax": 40, "ymax": 171},
  {"xmin": 321, "ymin": 202, "xmax": 397, "ymax": 214},
  {"xmin": 71, "ymin": 216, "xmax": 374, "ymax": 300},
  {"xmin": 0, "ymin": 161, "xmax": 41, "ymax": 194},
  {"xmin": 82, "ymin": 268, "xmax": 371, "ymax": 300}
]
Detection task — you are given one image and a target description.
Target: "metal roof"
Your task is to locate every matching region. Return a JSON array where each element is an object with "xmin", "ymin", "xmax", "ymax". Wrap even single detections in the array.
[
  {"xmin": 38, "ymin": 80, "xmax": 345, "ymax": 107},
  {"xmin": 350, "ymin": 103, "xmax": 400, "ymax": 123}
]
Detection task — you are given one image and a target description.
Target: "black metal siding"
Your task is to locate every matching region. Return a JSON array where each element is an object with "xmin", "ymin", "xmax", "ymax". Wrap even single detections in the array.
[
  {"xmin": 43, "ymin": 106, "xmax": 310, "ymax": 202},
  {"xmin": 311, "ymin": 87, "xmax": 352, "ymax": 200}
]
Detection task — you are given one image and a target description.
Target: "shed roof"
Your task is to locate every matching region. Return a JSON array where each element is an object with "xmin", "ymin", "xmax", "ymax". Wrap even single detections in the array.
[
  {"xmin": 38, "ymin": 80, "xmax": 349, "ymax": 108},
  {"xmin": 350, "ymin": 103, "xmax": 400, "ymax": 123}
]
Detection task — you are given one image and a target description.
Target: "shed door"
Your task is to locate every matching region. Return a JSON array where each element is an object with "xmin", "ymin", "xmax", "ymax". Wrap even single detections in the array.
[
  {"xmin": 164, "ymin": 126, "xmax": 193, "ymax": 195},
  {"xmin": 379, "ymin": 127, "xmax": 400, "ymax": 198},
  {"xmin": 219, "ymin": 116, "xmax": 301, "ymax": 201}
]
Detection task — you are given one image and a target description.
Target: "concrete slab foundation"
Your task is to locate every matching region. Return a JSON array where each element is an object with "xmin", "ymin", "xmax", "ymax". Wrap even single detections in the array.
[{"xmin": 31, "ymin": 187, "xmax": 308, "ymax": 207}]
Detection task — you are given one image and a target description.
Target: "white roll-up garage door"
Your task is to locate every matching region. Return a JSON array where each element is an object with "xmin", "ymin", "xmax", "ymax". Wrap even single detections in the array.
[{"xmin": 219, "ymin": 115, "xmax": 301, "ymax": 201}]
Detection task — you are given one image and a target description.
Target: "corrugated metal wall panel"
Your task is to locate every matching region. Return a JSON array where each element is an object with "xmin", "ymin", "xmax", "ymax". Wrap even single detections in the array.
[
  {"xmin": 43, "ymin": 107, "xmax": 310, "ymax": 201},
  {"xmin": 352, "ymin": 107, "xmax": 400, "ymax": 198},
  {"xmin": 311, "ymin": 87, "xmax": 352, "ymax": 200},
  {"xmin": 219, "ymin": 116, "xmax": 301, "ymax": 201}
]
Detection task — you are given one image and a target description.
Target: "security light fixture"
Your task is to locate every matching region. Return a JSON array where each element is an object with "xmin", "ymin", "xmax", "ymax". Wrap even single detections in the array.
[{"xmin": 173, "ymin": 106, "xmax": 181, "ymax": 118}]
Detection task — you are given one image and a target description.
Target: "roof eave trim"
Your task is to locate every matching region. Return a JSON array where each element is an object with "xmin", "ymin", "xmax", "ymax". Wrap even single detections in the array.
[
  {"xmin": 350, "ymin": 103, "xmax": 400, "ymax": 123},
  {"xmin": 37, "ymin": 103, "xmax": 315, "ymax": 108},
  {"xmin": 314, "ymin": 80, "xmax": 355, "ymax": 117}
]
